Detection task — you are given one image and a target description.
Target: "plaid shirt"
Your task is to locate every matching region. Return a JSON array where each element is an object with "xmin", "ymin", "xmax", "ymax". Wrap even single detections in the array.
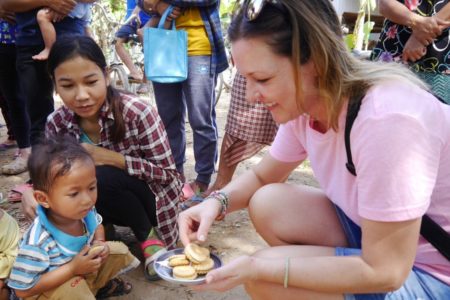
[
  {"xmin": 168, "ymin": 0, "xmax": 229, "ymax": 74},
  {"xmin": 46, "ymin": 93, "xmax": 182, "ymax": 249}
]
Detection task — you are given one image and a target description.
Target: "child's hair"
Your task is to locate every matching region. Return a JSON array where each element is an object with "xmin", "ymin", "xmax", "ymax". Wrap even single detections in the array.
[
  {"xmin": 28, "ymin": 135, "xmax": 94, "ymax": 193},
  {"xmin": 47, "ymin": 35, "xmax": 126, "ymax": 143}
]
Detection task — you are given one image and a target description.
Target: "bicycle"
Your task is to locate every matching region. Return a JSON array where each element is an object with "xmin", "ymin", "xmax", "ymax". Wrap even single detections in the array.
[{"xmin": 90, "ymin": 1, "xmax": 154, "ymax": 103}]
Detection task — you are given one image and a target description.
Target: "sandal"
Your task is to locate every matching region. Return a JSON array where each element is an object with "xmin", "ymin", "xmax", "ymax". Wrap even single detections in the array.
[
  {"xmin": 7, "ymin": 183, "xmax": 33, "ymax": 203},
  {"xmin": 141, "ymin": 239, "xmax": 167, "ymax": 281},
  {"xmin": 96, "ymin": 277, "xmax": 132, "ymax": 299},
  {"xmin": 1, "ymin": 155, "xmax": 28, "ymax": 175}
]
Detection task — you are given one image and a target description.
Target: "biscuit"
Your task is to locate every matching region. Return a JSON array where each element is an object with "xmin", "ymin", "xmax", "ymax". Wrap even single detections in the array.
[
  {"xmin": 184, "ymin": 243, "xmax": 210, "ymax": 264},
  {"xmin": 88, "ymin": 245, "xmax": 105, "ymax": 257},
  {"xmin": 168, "ymin": 254, "xmax": 190, "ymax": 267},
  {"xmin": 192, "ymin": 257, "xmax": 214, "ymax": 275},
  {"xmin": 172, "ymin": 265, "xmax": 197, "ymax": 280}
]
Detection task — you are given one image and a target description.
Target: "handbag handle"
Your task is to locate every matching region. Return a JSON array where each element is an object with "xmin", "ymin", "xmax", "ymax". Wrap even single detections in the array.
[{"xmin": 157, "ymin": 5, "xmax": 176, "ymax": 30}]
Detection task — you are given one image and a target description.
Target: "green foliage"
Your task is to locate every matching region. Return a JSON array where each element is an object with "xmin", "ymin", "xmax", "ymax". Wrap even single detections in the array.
[{"xmin": 109, "ymin": 0, "xmax": 124, "ymax": 12}]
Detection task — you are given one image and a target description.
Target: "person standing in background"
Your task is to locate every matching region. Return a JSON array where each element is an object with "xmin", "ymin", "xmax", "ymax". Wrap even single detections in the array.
[
  {"xmin": 371, "ymin": 0, "xmax": 450, "ymax": 103},
  {"xmin": 0, "ymin": 6, "xmax": 30, "ymax": 175},
  {"xmin": 0, "ymin": 0, "xmax": 95, "ymax": 175},
  {"xmin": 143, "ymin": 0, "xmax": 228, "ymax": 195}
]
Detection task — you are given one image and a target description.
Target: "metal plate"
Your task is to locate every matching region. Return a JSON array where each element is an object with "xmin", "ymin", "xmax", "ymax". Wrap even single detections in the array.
[{"xmin": 154, "ymin": 248, "xmax": 222, "ymax": 285}]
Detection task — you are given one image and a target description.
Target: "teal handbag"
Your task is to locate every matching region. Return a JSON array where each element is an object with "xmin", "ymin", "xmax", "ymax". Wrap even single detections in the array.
[{"xmin": 143, "ymin": 5, "xmax": 188, "ymax": 83}]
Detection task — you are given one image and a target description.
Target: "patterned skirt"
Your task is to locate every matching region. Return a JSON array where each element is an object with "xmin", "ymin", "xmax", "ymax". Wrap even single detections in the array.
[{"xmin": 223, "ymin": 73, "xmax": 278, "ymax": 166}]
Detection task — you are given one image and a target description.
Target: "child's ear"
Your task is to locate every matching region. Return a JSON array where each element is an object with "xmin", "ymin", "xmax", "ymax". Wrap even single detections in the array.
[{"xmin": 34, "ymin": 190, "xmax": 50, "ymax": 208}]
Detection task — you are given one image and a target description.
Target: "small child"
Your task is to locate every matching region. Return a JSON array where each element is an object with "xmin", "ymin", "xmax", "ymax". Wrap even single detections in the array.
[
  {"xmin": 33, "ymin": 3, "xmax": 92, "ymax": 61},
  {"xmin": 0, "ymin": 209, "xmax": 20, "ymax": 300},
  {"xmin": 8, "ymin": 135, "xmax": 140, "ymax": 299}
]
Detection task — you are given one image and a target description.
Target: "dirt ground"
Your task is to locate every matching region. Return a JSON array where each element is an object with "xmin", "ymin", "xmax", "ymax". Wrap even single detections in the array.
[{"xmin": 0, "ymin": 89, "xmax": 317, "ymax": 300}]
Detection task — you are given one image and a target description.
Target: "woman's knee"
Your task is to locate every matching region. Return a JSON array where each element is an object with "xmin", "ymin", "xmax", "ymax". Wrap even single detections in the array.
[{"xmin": 248, "ymin": 183, "xmax": 287, "ymax": 223}]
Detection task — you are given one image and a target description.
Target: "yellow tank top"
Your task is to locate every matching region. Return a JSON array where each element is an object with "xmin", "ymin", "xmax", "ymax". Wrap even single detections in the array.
[{"xmin": 175, "ymin": 8, "xmax": 211, "ymax": 56}]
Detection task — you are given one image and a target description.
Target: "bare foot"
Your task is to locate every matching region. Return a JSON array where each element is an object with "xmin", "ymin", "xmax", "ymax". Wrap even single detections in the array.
[{"xmin": 32, "ymin": 48, "xmax": 50, "ymax": 61}]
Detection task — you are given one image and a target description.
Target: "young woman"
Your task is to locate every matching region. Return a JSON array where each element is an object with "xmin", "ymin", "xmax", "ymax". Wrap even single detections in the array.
[
  {"xmin": 21, "ymin": 35, "xmax": 183, "ymax": 281},
  {"xmin": 178, "ymin": 0, "xmax": 450, "ymax": 298}
]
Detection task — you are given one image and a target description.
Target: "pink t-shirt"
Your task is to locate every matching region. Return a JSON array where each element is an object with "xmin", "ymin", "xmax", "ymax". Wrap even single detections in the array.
[{"xmin": 270, "ymin": 82, "xmax": 450, "ymax": 284}]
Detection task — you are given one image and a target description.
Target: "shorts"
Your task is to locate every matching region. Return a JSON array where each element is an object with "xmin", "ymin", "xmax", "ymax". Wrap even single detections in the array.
[
  {"xmin": 115, "ymin": 11, "xmax": 151, "ymax": 42},
  {"xmin": 334, "ymin": 206, "xmax": 450, "ymax": 299},
  {"xmin": 115, "ymin": 19, "xmax": 140, "ymax": 41}
]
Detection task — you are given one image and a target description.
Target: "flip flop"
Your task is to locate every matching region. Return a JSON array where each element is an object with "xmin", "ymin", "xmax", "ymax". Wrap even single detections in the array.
[
  {"xmin": 7, "ymin": 183, "xmax": 33, "ymax": 203},
  {"xmin": 141, "ymin": 239, "xmax": 167, "ymax": 281}
]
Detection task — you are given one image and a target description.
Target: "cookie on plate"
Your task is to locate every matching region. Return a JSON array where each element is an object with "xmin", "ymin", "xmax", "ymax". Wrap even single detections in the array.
[
  {"xmin": 192, "ymin": 257, "xmax": 214, "ymax": 275},
  {"xmin": 168, "ymin": 254, "xmax": 190, "ymax": 267},
  {"xmin": 184, "ymin": 243, "xmax": 210, "ymax": 264},
  {"xmin": 173, "ymin": 265, "xmax": 198, "ymax": 280}
]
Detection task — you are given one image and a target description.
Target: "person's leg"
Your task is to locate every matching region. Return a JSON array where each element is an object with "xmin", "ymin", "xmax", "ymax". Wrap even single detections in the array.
[
  {"xmin": 0, "ymin": 45, "xmax": 31, "ymax": 175},
  {"xmin": 0, "ymin": 45, "xmax": 30, "ymax": 150},
  {"xmin": 95, "ymin": 166, "xmax": 157, "ymax": 241},
  {"xmin": 0, "ymin": 92, "xmax": 15, "ymax": 146},
  {"xmin": 242, "ymin": 183, "xmax": 349, "ymax": 299},
  {"xmin": 114, "ymin": 22, "xmax": 142, "ymax": 80},
  {"xmin": 94, "ymin": 166, "xmax": 165, "ymax": 280},
  {"xmin": 153, "ymin": 81, "xmax": 186, "ymax": 174},
  {"xmin": 15, "ymin": 45, "xmax": 54, "ymax": 146},
  {"xmin": 33, "ymin": 9, "xmax": 56, "ymax": 61},
  {"xmin": 32, "ymin": 276, "xmax": 96, "ymax": 300},
  {"xmin": 87, "ymin": 241, "xmax": 139, "ymax": 294},
  {"xmin": 183, "ymin": 55, "xmax": 218, "ymax": 189}
]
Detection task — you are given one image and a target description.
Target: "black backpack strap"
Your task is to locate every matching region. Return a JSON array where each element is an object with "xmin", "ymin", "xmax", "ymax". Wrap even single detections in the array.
[
  {"xmin": 344, "ymin": 94, "xmax": 450, "ymax": 261},
  {"xmin": 421, "ymin": 215, "xmax": 450, "ymax": 260},
  {"xmin": 344, "ymin": 95, "xmax": 364, "ymax": 176}
]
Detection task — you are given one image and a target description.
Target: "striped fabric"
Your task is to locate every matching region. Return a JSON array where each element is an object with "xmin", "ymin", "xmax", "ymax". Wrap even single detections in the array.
[
  {"xmin": 223, "ymin": 73, "xmax": 278, "ymax": 166},
  {"xmin": 8, "ymin": 208, "xmax": 100, "ymax": 290}
]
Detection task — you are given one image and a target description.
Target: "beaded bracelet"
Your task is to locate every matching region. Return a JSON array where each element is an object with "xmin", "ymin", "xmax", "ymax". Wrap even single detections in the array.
[{"xmin": 207, "ymin": 190, "xmax": 229, "ymax": 220}]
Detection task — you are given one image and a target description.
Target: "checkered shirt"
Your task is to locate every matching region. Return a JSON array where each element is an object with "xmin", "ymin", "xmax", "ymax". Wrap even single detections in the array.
[{"xmin": 45, "ymin": 93, "xmax": 182, "ymax": 249}]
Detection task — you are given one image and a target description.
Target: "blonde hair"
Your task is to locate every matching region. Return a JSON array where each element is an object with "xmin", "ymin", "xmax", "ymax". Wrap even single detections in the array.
[{"xmin": 229, "ymin": 0, "xmax": 428, "ymax": 129}]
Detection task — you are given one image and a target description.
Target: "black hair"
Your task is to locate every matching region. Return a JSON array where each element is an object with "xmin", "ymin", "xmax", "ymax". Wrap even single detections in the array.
[
  {"xmin": 28, "ymin": 134, "xmax": 94, "ymax": 193},
  {"xmin": 47, "ymin": 35, "xmax": 126, "ymax": 143}
]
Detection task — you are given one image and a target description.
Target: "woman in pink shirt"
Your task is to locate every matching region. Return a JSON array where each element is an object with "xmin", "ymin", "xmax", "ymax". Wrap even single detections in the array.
[{"xmin": 178, "ymin": 0, "xmax": 450, "ymax": 299}]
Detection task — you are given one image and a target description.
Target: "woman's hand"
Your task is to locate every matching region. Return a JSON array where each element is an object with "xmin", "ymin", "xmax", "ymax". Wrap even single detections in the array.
[
  {"xmin": 411, "ymin": 15, "xmax": 448, "ymax": 45},
  {"xmin": 402, "ymin": 35, "xmax": 427, "ymax": 62},
  {"xmin": 178, "ymin": 198, "xmax": 222, "ymax": 245},
  {"xmin": 81, "ymin": 143, "xmax": 126, "ymax": 169},
  {"xmin": 193, "ymin": 256, "xmax": 256, "ymax": 292}
]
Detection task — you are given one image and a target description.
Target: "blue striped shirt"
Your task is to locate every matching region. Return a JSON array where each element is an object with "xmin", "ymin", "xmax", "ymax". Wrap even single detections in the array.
[{"xmin": 8, "ymin": 206, "xmax": 101, "ymax": 290}]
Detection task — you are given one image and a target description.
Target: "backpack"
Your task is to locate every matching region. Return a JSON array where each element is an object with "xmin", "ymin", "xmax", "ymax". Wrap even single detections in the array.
[{"xmin": 344, "ymin": 94, "xmax": 450, "ymax": 261}]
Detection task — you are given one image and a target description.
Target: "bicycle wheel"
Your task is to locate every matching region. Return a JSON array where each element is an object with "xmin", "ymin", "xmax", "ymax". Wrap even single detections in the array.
[{"xmin": 109, "ymin": 64, "xmax": 130, "ymax": 91}]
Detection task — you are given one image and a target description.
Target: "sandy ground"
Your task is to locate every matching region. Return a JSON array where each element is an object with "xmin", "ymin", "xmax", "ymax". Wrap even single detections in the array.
[{"xmin": 0, "ymin": 89, "xmax": 317, "ymax": 299}]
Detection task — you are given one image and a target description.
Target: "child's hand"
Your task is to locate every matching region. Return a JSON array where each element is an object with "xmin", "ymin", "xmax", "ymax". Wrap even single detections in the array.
[
  {"xmin": 69, "ymin": 245, "xmax": 102, "ymax": 275},
  {"xmin": 91, "ymin": 240, "xmax": 110, "ymax": 264}
]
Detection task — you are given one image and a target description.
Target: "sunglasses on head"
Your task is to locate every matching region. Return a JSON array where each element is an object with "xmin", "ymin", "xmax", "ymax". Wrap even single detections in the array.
[{"xmin": 243, "ymin": 0, "xmax": 286, "ymax": 21}]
